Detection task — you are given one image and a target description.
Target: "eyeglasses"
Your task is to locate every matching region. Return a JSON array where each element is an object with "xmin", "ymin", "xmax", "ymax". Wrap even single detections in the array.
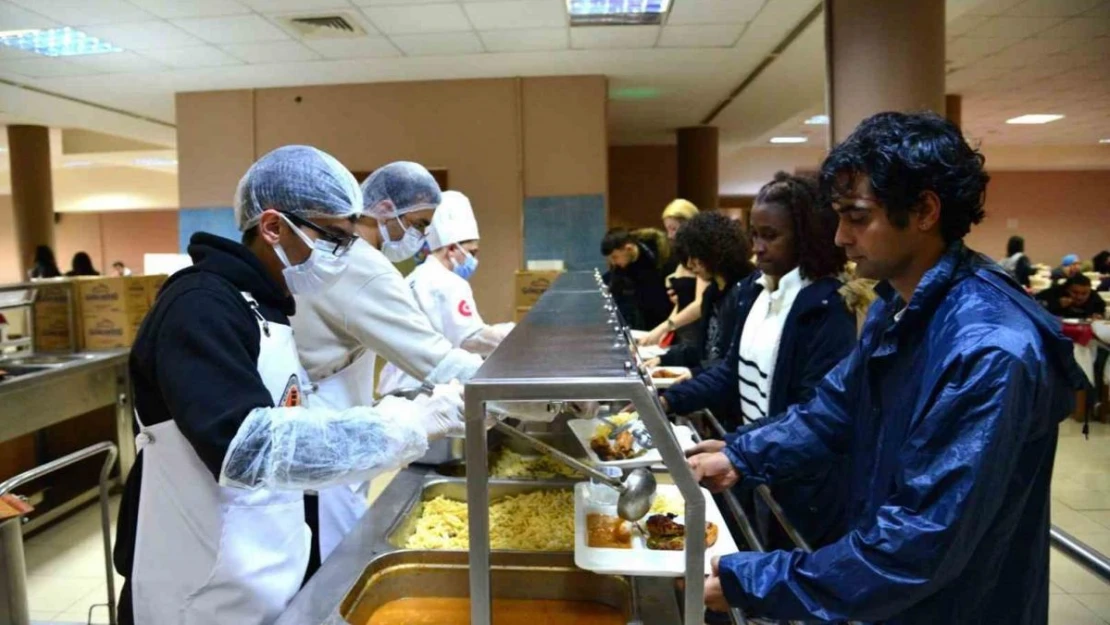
[{"xmin": 280, "ymin": 212, "xmax": 358, "ymax": 255}]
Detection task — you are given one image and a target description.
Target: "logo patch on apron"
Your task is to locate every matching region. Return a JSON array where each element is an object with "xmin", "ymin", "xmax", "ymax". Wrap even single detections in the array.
[{"xmin": 279, "ymin": 375, "xmax": 302, "ymax": 407}]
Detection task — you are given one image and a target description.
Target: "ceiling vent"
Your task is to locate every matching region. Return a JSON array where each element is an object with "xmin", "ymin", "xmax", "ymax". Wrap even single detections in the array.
[{"xmin": 279, "ymin": 13, "xmax": 366, "ymax": 39}]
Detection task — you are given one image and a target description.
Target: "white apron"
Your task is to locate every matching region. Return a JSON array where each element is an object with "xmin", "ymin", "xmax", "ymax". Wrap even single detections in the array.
[
  {"xmin": 130, "ymin": 294, "xmax": 311, "ymax": 625},
  {"xmin": 306, "ymin": 347, "xmax": 376, "ymax": 561}
]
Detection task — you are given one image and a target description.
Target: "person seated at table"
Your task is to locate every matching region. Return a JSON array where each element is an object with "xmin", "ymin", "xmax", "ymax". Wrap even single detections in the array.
[
  {"xmin": 1093, "ymin": 250, "xmax": 1110, "ymax": 276},
  {"xmin": 999, "ymin": 235, "xmax": 1033, "ymax": 289},
  {"xmin": 601, "ymin": 227, "xmax": 676, "ymax": 331},
  {"xmin": 661, "ymin": 171, "xmax": 857, "ymax": 549},
  {"xmin": 647, "ymin": 212, "xmax": 753, "ymax": 376},
  {"xmin": 1052, "ymin": 253, "xmax": 1083, "ymax": 281},
  {"xmin": 1038, "ymin": 274, "xmax": 1106, "ymax": 319}
]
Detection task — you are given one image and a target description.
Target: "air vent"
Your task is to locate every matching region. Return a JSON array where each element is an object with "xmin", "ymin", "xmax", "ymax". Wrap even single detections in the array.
[{"xmin": 279, "ymin": 13, "xmax": 366, "ymax": 40}]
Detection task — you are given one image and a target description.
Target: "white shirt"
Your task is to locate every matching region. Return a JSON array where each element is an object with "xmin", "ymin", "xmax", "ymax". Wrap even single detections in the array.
[{"xmin": 737, "ymin": 268, "xmax": 810, "ymax": 423}]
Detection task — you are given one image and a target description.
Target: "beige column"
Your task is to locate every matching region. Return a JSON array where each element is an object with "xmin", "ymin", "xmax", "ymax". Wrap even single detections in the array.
[
  {"xmin": 946, "ymin": 94, "xmax": 962, "ymax": 127},
  {"xmin": 826, "ymin": 0, "xmax": 946, "ymax": 144},
  {"xmin": 7, "ymin": 125, "xmax": 55, "ymax": 278},
  {"xmin": 676, "ymin": 126, "xmax": 719, "ymax": 211}
]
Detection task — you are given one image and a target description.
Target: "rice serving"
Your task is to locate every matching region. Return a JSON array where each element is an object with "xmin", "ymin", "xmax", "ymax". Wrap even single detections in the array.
[
  {"xmin": 405, "ymin": 490, "xmax": 574, "ymax": 551},
  {"xmin": 490, "ymin": 448, "xmax": 582, "ymax": 480}
]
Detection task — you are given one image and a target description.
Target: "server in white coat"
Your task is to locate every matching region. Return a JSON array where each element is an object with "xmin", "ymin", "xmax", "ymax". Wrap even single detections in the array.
[
  {"xmin": 113, "ymin": 146, "xmax": 465, "ymax": 625},
  {"xmin": 378, "ymin": 191, "xmax": 514, "ymax": 394},
  {"xmin": 291, "ymin": 163, "xmax": 484, "ymax": 561}
]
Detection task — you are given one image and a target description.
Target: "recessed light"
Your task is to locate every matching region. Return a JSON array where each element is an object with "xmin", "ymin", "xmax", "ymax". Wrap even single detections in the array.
[
  {"xmin": 1005, "ymin": 114, "xmax": 1064, "ymax": 125},
  {"xmin": 566, "ymin": 0, "xmax": 672, "ymax": 26},
  {"xmin": 1100, "ymin": 139, "xmax": 1110, "ymax": 144},
  {"xmin": 133, "ymin": 158, "xmax": 178, "ymax": 167},
  {"xmin": 0, "ymin": 27, "xmax": 121, "ymax": 57},
  {"xmin": 770, "ymin": 137, "xmax": 808, "ymax": 144},
  {"xmin": 804, "ymin": 115, "xmax": 829, "ymax": 125}
]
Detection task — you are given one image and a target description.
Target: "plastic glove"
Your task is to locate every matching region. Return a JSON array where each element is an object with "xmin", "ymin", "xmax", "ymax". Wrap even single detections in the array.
[{"xmin": 412, "ymin": 383, "xmax": 465, "ymax": 440}]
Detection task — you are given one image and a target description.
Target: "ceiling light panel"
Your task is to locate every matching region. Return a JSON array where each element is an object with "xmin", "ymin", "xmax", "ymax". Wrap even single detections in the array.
[
  {"xmin": 567, "ymin": 0, "xmax": 671, "ymax": 26},
  {"xmin": 0, "ymin": 27, "xmax": 121, "ymax": 57},
  {"xmin": 769, "ymin": 136, "xmax": 808, "ymax": 144},
  {"xmin": 1005, "ymin": 114, "xmax": 1065, "ymax": 124}
]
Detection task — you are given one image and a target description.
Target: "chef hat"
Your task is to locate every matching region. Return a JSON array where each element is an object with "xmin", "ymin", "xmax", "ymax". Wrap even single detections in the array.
[
  {"xmin": 427, "ymin": 191, "xmax": 480, "ymax": 251},
  {"xmin": 360, "ymin": 161, "xmax": 442, "ymax": 220},
  {"xmin": 234, "ymin": 145, "xmax": 361, "ymax": 232},
  {"xmin": 1062, "ymin": 254, "xmax": 1080, "ymax": 266}
]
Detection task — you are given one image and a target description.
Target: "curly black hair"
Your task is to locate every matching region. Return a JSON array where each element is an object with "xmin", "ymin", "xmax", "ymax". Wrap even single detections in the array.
[
  {"xmin": 755, "ymin": 171, "xmax": 846, "ymax": 280},
  {"xmin": 673, "ymin": 212, "xmax": 753, "ymax": 285},
  {"xmin": 820, "ymin": 111, "xmax": 990, "ymax": 244}
]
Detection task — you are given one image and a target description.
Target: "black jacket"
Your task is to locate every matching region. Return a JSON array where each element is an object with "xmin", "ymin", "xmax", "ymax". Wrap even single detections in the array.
[
  {"xmin": 604, "ymin": 236, "xmax": 674, "ymax": 331},
  {"xmin": 659, "ymin": 279, "xmax": 740, "ymax": 374},
  {"xmin": 1037, "ymin": 284, "xmax": 1107, "ymax": 319}
]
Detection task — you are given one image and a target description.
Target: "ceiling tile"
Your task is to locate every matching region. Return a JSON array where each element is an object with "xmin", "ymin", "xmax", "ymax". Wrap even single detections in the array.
[
  {"xmin": 1006, "ymin": 0, "xmax": 1104, "ymax": 17},
  {"xmin": 363, "ymin": 4, "xmax": 472, "ymax": 34},
  {"xmin": 0, "ymin": 2, "xmax": 59, "ymax": 30},
  {"xmin": 390, "ymin": 31, "xmax": 483, "ymax": 55},
  {"xmin": 570, "ymin": 25, "xmax": 659, "ymax": 49},
  {"xmin": 173, "ymin": 15, "xmax": 291, "ymax": 44},
  {"xmin": 464, "ymin": 1, "xmax": 565, "ymax": 30},
  {"xmin": 666, "ymin": 0, "xmax": 762, "ymax": 26},
  {"xmin": 967, "ymin": 0, "xmax": 1025, "ymax": 16},
  {"xmin": 137, "ymin": 45, "xmax": 243, "ymax": 68},
  {"xmin": 67, "ymin": 50, "xmax": 167, "ymax": 73},
  {"xmin": 947, "ymin": 14, "xmax": 989, "ymax": 37},
  {"xmin": 8, "ymin": 0, "xmax": 153, "ymax": 26},
  {"xmin": 82, "ymin": 22, "xmax": 205, "ymax": 50},
  {"xmin": 962, "ymin": 16, "xmax": 1065, "ymax": 37},
  {"xmin": 947, "ymin": 36, "xmax": 1015, "ymax": 64},
  {"xmin": 659, "ymin": 24, "xmax": 744, "ymax": 48},
  {"xmin": 0, "ymin": 57, "xmax": 94, "ymax": 77},
  {"xmin": 0, "ymin": 45, "xmax": 36, "ymax": 60},
  {"xmin": 1036, "ymin": 16, "xmax": 1110, "ymax": 37},
  {"xmin": 238, "ymin": 0, "xmax": 355, "ymax": 10},
  {"xmin": 126, "ymin": 0, "xmax": 251, "ymax": 19},
  {"xmin": 302, "ymin": 36, "xmax": 400, "ymax": 58},
  {"xmin": 478, "ymin": 28, "xmax": 566, "ymax": 52},
  {"xmin": 354, "ymin": 0, "xmax": 446, "ymax": 5},
  {"xmin": 1087, "ymin": 1, "xmax": 1110, "ymax": 15},
  {"xmin": 222, "ymin": 40, "xmax": 322, "ymax": 63}
]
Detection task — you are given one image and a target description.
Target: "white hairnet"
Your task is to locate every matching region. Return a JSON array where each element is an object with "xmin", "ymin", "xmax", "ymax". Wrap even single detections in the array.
[
  {"xmin": 427, "ymin": 191, "xmax": 480, "ymax": 250},
  {"xmin": 361, "ymin": 161, "xmax": 442, "ymax": 220},
  {"xmin": 234, "ymin": 145, "xmax": 362, "ymax": 232}
]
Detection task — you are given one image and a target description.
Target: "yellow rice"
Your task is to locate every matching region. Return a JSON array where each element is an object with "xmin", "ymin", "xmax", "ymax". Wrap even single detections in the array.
[{"xmin": 405, "ymin": 490, "xmax": 575, "ymax": 551}]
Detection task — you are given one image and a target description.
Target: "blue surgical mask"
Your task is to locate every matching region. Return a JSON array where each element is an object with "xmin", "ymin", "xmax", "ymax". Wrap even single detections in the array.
[{"xmin": 451, "ymin": 247, "xmax": 478, "ymax": 280}]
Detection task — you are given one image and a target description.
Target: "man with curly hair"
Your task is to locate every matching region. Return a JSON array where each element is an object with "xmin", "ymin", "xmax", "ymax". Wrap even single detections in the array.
[{"xmin": 688, "ymin": 112, "xmax": 1087, "ymax": 624}]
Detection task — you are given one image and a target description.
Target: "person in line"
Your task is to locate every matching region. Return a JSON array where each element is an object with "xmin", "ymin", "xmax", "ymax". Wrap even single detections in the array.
[
  {"xmin": 1000, "ymin": 235, "xmax": 1033, "ymax": 289},
  {"xmin": 28, "ymin": 245, "xmax": 61, "ymax": 279},
  {"xmin": 648, "ymin": 212, "xmax": 753, "ymax": 379},
  {"xmin": 1037, "ymin": 274, "xmax": 1106, "ymax": 320},
  {"xmin": 638, "ymin": 200, "xmax": 708, "ymax": 347},
  {"xmin": 1092, "ymin": 250, "xmax": 1110, "ymax": 275},
  {"xmin": 663, "ymin": 172, "xmax": 856, "ymax": 549},
  {"xmin": 113, "ymin": 146, "xmax": 465, "ymax": 625},
  {"xmin": 687, "ymin": 112, "xmax": 1086, "ymax": 624},
  {"xmin": 378, "ymin": 191, "xmax": 513, "ymax": 395},
  {"xmin": 112, "ymin": 260, "xmax": 133, "ymax": 277},
  {"xmin": 1052, "ymin": 253, "xmax": 1083, "ymax": 281},
  {"xmin": 291, "ymin": 163, "xmax": 484, "ymax": 562},
  {"xmin": 65, "ymin": 251, "xmax": 100, "ymax": 276},
  {"xmin": 601, "ymin": 227, "xmax": 675, "ymax": 331}
]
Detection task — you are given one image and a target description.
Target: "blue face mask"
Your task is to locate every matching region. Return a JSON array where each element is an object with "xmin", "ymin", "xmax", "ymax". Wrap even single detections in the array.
[{"xmin": 451, "ymin": 247, "xmax": 479, "ymax": 280}]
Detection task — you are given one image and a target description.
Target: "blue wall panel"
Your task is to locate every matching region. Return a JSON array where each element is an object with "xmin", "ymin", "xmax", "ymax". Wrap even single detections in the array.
[
  {"xmin": 178, "ymin": 208, "xmax": 239, "ymax": 252},
  {"xmin": 523, "ymin": 194, "xmax": 606, "ymax": 272}
]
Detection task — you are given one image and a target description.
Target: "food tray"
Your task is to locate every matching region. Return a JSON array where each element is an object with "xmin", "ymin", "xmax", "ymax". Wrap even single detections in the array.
[
  {"xmin": 566, "ymin": 418, "xmax": 696, "ymax": 469},
  {"xmin": 649, "ymin": 366, "xmax": 689, "ymax": 389},
  {"xmin": 573, "ymin": 483, "xmax": 738, "ymax": 577},
  {"xmin": 637, "ymin": 345, "xmax": 668, "ymax": 360}
]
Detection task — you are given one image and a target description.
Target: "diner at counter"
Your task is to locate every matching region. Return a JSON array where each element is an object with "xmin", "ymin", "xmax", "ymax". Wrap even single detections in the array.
[{"xmin": 688, "ymin": 111, "xmax": 1089, "ymax": 624}]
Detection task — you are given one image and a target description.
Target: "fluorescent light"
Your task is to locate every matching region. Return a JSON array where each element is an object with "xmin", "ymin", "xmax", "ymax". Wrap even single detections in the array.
[
  {"xmin": 0, "ymin": 27, "xmax": 121, "ymax": 57},
  {"xmin": 804, "ymin": 114, "xmax": 829, "ymax": 125},
  {"xmin": 62, "ymin": 161, "xmax": 96, "ymax": 168},
  {"xmin": 567, "ymin": 0, "xmax": 671, "ymax": 25},
  {"xmin": 770, "ymin": 137, "xmax": 808, "ymax": 144},
  {"xmin": 133, "ymin": 158, "xmax": 178, "ymax": 167},
  {"xmin": 1005, "ymin": 114, "xmax": 1064, "ymax": 125},
  {"xmin": 1100, "ymin": 139, "xmax": 1110, "ymax": 144}
]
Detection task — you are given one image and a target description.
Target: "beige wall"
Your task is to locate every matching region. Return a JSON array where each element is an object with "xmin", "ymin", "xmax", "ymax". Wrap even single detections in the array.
[
  {"xmin": 177, "ymin": 76, "xmax": 607, "ymax": 322},
  {"xmin": 608, "ymin": 145, "xmax": 677, "ymax": 229},
  {"xmin": 0, "ymin": 195, "xmax": 19, "ymax": 283},
  {"xmin": 54, "ymin": 166, "xmax": 178, "ymax": 212}
]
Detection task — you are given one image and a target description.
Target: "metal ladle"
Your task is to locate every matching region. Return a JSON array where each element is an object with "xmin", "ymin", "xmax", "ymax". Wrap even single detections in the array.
[{"xmin": 490, "ymin": 420, "xmax": 657, "ymax": 521}]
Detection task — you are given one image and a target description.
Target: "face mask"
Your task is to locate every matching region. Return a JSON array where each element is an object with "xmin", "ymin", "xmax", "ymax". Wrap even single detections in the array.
[
  {"xmin": 273, "ymin": 214, "xmax": 351, "ymax": 296},
  {"xmin": 378, "ymin": 217, "xmax": 426, "ymax": 263},
  {"xmin": 450, "ymin": 247, "xmax": 479, "ymax": 280}
]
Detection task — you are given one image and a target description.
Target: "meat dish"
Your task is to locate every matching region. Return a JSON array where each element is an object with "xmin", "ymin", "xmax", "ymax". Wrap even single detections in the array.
[{"xmin": 642, "ymin": 513, "xmax": 719, "ymax": 551}]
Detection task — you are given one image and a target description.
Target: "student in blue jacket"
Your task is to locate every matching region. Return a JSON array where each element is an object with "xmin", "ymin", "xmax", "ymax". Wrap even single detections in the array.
[
  {"xmin": 688, "ymin": 112, "xmax": 1088, "ymax": 625},
  {"xmin": 661, "ymin": 171, "xmax": 857, "ymax": 548}
]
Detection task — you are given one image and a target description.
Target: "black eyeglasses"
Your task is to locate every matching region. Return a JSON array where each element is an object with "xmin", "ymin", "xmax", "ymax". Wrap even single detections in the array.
[{"xmin": 280, "ymin": 211, "xmax": 358, "ymax": 255}]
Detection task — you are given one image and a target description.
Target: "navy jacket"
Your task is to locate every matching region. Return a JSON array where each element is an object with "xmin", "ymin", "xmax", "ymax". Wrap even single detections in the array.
[
  {"xmin": 718, "ymin": 243, "xmax": 1088, "ymax": 624},
  {"xmin": 659, "ymin": 279, "xmax": 741, "ymax": 375}
]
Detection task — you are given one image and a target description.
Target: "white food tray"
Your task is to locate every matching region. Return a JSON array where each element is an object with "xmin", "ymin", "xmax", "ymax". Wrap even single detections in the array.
[
  {"xmin": 637, "ymin": 345, "xmax": 669, "ymax": 359},
  {"xmin": 573, "ymin": 483, "xmax": 738, "ymax": 577},
  {"xmin": 567, "ymin": 417, "xmax": 696, "ymax": 469},
  {"xmin": 649, "ymin": 366, "xmax": 689, "ymax": 389}
]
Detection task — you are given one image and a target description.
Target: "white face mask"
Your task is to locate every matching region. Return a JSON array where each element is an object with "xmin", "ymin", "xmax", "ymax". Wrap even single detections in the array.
[
  {"xmin": 378, "ymin": 217, "xmax": 427, "ymax": 263},
  {"xmin": 272, "ymin": 214, "xmax": 351, "ymax": 296}
]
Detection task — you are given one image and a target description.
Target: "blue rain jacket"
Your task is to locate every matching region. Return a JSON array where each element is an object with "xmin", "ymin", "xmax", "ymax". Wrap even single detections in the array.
[{"xmin": 718, "ymin": 242, "xmax": 1088, "ymax": 624}]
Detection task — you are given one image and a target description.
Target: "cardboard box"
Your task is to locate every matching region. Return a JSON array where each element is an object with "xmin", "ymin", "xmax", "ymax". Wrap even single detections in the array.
[
  {"xmin": 32, "ymin": 283, "xmax": 76, "ymax": 352},
  {"xmin": 144, "ymin": 274, "xmax": 168, "ymax": 306},
  {"xmin": 513, "ymin": 306, "xmax": 531, "ymax": 323},
  {"xmin": 73, "ymin": 277, "xmax": 157, "ymax": 350},
  {"xmin": 81, "ymin": 312, "xmax": 138, "ymax": 351},
  {"xmin": 77, "ymin": 276, "xmax": 148, "ymax": 315},
  {"xmin": 514, "ymin": 270, "xmax": 562, "ymax": 307}
]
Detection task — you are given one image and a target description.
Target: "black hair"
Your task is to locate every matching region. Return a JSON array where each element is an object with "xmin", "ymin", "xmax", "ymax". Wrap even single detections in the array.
[
  {"xmin": 755, "ymin": 171, "xmax": 846, "ymax": 280},
  {"xmin": 672, "ymin": 212, "xmax": 754, "ymax": 285},
  {"xmin": 601, "ymin": 228, "xmax": 635, "ymax": 256},
  {"xmin": 820, "ymin": 111, "xmax": 990, "ymax": 244},
  {"xmin": 70, "ymin": 252, "xmax": 98, "ymax": 276},
  {"xmin": 1093, "ymin": 250, "xmax": 1110, "ymax": 273},
  {"xmin": 1066, "ymin": 274, "xmax": 1093, "ymax": 289},
  {"xmin": 1007, "ymin": 236, "xmax": 1025, "ymax": 257},
  {"xmin": 242, "ymin": 226, "xmax": 260, "ymax": 247},
  {"xmin": 32, "ymin": 245, "xmax": 61, "ymax": 278}
]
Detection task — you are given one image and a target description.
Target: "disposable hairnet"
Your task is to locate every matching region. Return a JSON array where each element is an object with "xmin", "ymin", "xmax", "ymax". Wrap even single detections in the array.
[
  {"xmin": 218, "ymin": 404, "xmax": 427, "ymax": 491},
  {"xmin": 361, "ymin": 161, "xmax": 442, "ymax": 220},
  {"xmin": 234, "ymin": 145, "xmax": 362, "ymax": 232},
  {"xmin": 427, "ymin": 191, "xmax": 480, "ymax": 250}
]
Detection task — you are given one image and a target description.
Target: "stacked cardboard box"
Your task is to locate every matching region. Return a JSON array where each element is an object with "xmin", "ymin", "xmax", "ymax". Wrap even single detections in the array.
[
  {"xmin": 32, "ymin": 283, "xmax": 75, "ymax": 353},
  {"xmin": 513, "ymin": 270, "xmax": 562, "ymax": 320},
  {"xmin": 31, "ymin": 276, "xmax": 168, "ymax": 352}
]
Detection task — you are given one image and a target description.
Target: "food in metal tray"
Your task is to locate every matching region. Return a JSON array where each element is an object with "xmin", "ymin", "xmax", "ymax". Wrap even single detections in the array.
[
  {"xmin": 586, "ymin": 513, "xmax": 632, "ymax": 549},
  {"xmin": 489, "ymin": 448, "xmax": 582, "ymax": 479},
  {"xmin": 405, "ymin": 490, "xmax": 574, "ymax": 551},
  {"xmin": 641, "ymin": 513, "xmax": 719, "ymax": 551}
]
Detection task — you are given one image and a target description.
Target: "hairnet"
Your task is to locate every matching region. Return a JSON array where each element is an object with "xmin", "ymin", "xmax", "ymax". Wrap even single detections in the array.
[
  {"xmin": 1062, "ymin": 254, "xmax": 1080, "ymax": 266},
  {"xmin": 361, "ymin": 161, "xmax": 442, "ymax": 220},
  {"xmin": 427, "ymin": 191, "xmax": 479, "ymax": 250},
  {"xmin": 234, "ymin": 145, "xmax": 362, "ymax": 232}
]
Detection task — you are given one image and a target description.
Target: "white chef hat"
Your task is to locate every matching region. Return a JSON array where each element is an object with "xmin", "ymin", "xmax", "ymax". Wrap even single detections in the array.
[{"xmin": 427, "ymin": 191, "xmax": 480, "ymax": 251}]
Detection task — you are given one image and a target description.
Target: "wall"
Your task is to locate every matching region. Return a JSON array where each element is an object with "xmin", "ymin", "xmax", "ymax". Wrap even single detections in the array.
[
  {"xmin": 53, "ymin": 167, "xmax": 178, "ymax": 212},
  {"xmin": 0, "ymin": 195, "xmax": 18, "ymax": 283},
  {"xmin": 53, "ymin": 210, "xmax": 179, "ymax": 276},
  {"xmin": 608, "ymin": 145, "xmax": 677, "ymax": 229}
]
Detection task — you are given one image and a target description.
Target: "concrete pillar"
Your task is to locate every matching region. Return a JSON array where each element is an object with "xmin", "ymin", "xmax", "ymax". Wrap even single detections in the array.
[
  {"xmin": 946, "ymin": 94, "xmax": 962, "ymax": 127},
  {"xmin": 676, "ymin": 126, "xmax": 719, "ymax": 212},
  {"xmin": 826, "ymin": 0, "xmax": 946, "ymax": 144},
  {"xmin": 7, "ymin": 126, "xmax": 55, "ymax": 278}
]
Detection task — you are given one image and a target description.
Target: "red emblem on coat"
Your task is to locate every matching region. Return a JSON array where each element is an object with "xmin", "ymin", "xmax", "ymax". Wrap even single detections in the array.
[{"xmin": 458, "ymin": 300, "xmax": 473, "ymax": 317}]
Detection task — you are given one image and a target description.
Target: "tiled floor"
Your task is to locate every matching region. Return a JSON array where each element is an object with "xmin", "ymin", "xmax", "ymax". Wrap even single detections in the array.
[{"xmin": 17, "ymin": 423, "xmax": 1110, "ymax": 623}]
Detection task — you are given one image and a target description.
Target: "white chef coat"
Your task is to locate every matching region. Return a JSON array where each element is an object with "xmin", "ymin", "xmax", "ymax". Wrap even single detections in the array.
[{"xmin": 737, "ymin": 268, "xmax": 810, "ymax": 423}]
